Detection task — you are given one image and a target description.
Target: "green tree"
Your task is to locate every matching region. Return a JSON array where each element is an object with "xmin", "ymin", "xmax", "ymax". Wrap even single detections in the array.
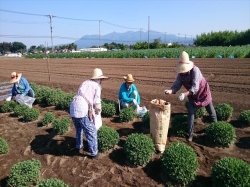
[
  {"xmin": 11, "ymin": 42, "xmax": 26, "ymax": 53},
  {"xmin": 0, "ymin": 42, "xmax": 12, "ymax": 54}
]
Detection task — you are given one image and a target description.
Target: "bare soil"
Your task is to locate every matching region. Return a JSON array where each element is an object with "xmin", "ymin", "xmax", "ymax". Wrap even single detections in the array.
[{"xmin": 0, "ymin": 57, "xmax": 250, "ymax": 187}]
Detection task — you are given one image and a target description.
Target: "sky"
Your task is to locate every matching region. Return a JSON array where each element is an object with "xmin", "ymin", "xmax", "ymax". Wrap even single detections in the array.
[{"xmin": 0, "ymin": 0, "xmax": 249, "ymax": 48}]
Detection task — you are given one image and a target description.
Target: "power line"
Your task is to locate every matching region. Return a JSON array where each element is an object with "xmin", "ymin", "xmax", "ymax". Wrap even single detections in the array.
[
  {"xmin": 101, "ymin": 20, "xmax": 142, "ymax": 30},
  {"xmin": 0, "ymin": 34, "xmax": 146, "ymax": 43},
  {"xmin": 54, "ymin": 15, "xmax": 99, "ymax": 22},
  {"xmin": 0, "ymin": 9, "xmax": 47, "ymax": 17}
]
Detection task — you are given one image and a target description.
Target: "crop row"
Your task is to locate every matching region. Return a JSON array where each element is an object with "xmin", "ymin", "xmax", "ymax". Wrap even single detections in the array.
[{"xmin": 25, "ymin": 46, "xmax": 250, "ymax": 59}]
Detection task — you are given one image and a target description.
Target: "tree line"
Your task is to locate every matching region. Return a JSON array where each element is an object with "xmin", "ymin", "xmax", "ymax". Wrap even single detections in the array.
[
  {"xmin": 194, "ymin": 29, "xmax": 250, "ymax": 46},
  {"xmin": 0, "ymin": 29, "xmax": 249, "ymax": 55}
]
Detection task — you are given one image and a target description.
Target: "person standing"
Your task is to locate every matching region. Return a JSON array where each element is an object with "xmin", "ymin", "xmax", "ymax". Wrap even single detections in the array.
[
  {"xmin": 6, "ymin": 71, "xmax": 34, "ymax": 101},
  {"xmin": 164, "ymin": 51, "xmax": 217, "ymax": 141},
  {"xmin": 70, "ymin": 68, "xmax": 108, "ymax": 159},
  {"xmin": 118, "ymin": 74, "xmax": 140, "ymax": 110}
]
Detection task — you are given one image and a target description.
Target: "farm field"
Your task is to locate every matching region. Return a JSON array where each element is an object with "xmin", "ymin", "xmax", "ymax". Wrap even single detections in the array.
[{"xmin": 0, "ymin": 57, "xmax": 250, "ymax": 186}]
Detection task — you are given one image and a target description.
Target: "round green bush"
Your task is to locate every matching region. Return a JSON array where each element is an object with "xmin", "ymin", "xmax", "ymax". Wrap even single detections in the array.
[
  {"xmin": 56, "ymin": 92, "xmax": 75, "ymax": 110},
  {"xmin": 52, "ymin": 117, "xmax": 71, "ymax": 135},
  {"xmin": 13, "ymin": 104, "xmax": 30, "ymax": 117},
  {"xmin": 0, "ymin": 137, "xmax": 9, "ymax": 154},
  {"xmin": 185, "ymin": 100, "xmax": 206, "ymax": 118},
  {"xmin": 7, "ymin": 158, "xmax": 41, "ymax": 187},
  {"xmin": 205, "ymin": 121, "xmax": 236, "ymax": 147},
  {"xmin": 142, "ymin": 111, "xmax": 150, "ymax": 128},
  {"xmin": 215, "ymin": 103, "xmax": 233, "ymax": 121},
  {"xmin": 171, "ymin": 114, "xmax": 188, "ymax": 137},
  {"xmin": 238, "ymin": 110, "xmax": 250, "ymax": 126},
  {"xmin": 0, "ymin": 101, "xmax": 17, "ymax": 113},
  {"xmin": 119, "ymin": 107, "xmax": 137, "ymax": 122},
  {"xmin": 29, "ymin": 82, "xmax": 39, "ymax": 97},
  {"xmin": 124, "ymin": 133, "xmax": 155, "ymax": 166},
  {"xmin": 23, "ymin": 108, "xmax": 40, "ymax": 122},
  {"xmin": 161, "ymin": 142, "xmax": 199, "ymax": 186},
  {"xmin": 211, "ymin": 157, "xmax": 250, "ymax": 187},
  {"xmin": 101, "ymin": 99, "xmax": 116, "ymax": 117},
  {"xmin": 41, "ymin": 112, "xmax": 55, "ymax": 126},
  {"xmin": 98, "ymin": 125, "xmax": 119, "ymax": 152},
  {"xmin": 38, "ymin": 178, "xmax": 69, "ymax": 187}
]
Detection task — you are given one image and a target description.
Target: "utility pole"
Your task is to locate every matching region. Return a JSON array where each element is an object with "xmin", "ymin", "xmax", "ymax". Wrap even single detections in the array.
[
  {"xmin": 148, "ymin": 16, "xmax": 150, "ymax": 49},
  {"xmin": 48, "ymin": 15, "xmax": 54, "ymax": 53},
  {"xmin": 165, "ymin": 32, "xmax": 167, "ymax": 45},
  {"xmin": 99, "ymin": 20, "xmax": 101, "ymax": 48},
  {"xmin": 185, "ymin": 34, "xmax": 186, "ymax": 46},
  {"xmin": 140, "ymin": 28, "xmax": 142, "ymax": 42}
]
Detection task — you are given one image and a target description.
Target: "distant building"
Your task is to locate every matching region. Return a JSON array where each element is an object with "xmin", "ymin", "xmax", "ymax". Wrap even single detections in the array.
[
  {"xmin": 79, "ymin": 48, "xmax": 107, "ymax": 52},
  {"xmin": 4, "ymin": 53, "xmax": 22, "ymax": 57}
]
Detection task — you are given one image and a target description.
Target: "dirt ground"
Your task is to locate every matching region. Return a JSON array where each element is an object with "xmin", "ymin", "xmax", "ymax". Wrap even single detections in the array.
[{"xmin": 0, "ymin": 57, "xmax": 250, "ymax": 187}]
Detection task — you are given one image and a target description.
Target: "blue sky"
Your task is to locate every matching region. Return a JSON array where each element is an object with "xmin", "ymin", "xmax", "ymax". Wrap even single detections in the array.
[{"xmin": 0, "ymin": 0, "xmax": 249, "ymax": 48}]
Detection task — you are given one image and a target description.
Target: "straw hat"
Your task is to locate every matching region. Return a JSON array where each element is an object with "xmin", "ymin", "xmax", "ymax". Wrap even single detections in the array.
[
  {"xmin": 91, "ymin": 68, "xmax": 108, "ymax": 79},
  {"xmin": 123, "ymin": 74, "xmax": 134, "ymax": 83},
  {"xmin": 10, "ymin": 72, "xmax": 22, "ymax": 83},
  {"xmin": 174, "ymin": 51, "xmax": 194, "ymax": 73}
]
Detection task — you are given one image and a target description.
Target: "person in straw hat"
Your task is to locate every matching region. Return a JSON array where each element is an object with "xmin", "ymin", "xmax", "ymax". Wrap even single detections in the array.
[
  {"xmin": 70, "ymin": 68, "xmax": 108, "ymax": 159},
  {"xmin": 118, "ymin": 74, "xmax": 141, "ymax": 110},
  {"xmin": 6, "ymin": 71, "xmax": 35, "ymax": 101},
  {"xmin": 164, "ymin": 51, "xmax": 217, "ymax": 142}
]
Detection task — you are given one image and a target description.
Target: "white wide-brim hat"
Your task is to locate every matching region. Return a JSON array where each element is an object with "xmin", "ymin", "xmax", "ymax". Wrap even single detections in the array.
[
  {"xmin": 174, "ymin": 51, "xmax": 194, "ymax": 73},
  {"xmin": 91, "ymin": 68, "xmax": 108, "ymax": 79},
  {"xmin": 10, "ymin": 72, "xmax": 22, "ymax": 83},
  {"xmin": 123, "ymin": 74, "xmax": 135, "ymax": 83}
]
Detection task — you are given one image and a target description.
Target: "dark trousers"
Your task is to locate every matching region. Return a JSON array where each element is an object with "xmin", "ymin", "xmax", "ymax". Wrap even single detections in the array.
[
  {"xmin": 188, "ymin": 102, "xmax": 217, "ymax": 136},
  {"xmin": 13, "ymin": 89, "xmax": 34, "ymax": 98}
]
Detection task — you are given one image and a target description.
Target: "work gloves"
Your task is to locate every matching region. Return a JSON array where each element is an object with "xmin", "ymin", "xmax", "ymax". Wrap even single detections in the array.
[
  {"xmin": 6, "ymin": 96, "xmax": 11, "ymax": 101},
  {"xmin": 164, "ymin": 89, "xmax": 172, "ymax": 94},
  {"xmin": 178, "ymin": 93, "xmax": 186, "ymax": 101}
]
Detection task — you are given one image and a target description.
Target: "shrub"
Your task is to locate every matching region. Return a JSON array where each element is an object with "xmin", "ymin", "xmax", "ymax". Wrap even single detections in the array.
[
  {"xmin": 23, "ymin": 108, "xmax": 40, "ymax": 122},
  {"xmin": 98, "ymin": 125, "xmax": 119, "ymax": 152},
  {"xmin": 205, "ymin": 121, "xmax": 236, "ymax": 147},
  {"xmin": 101, "ymin": 99, "xmax": 116, "ymax": 117},
  {"xmin": 142, "ymin": 111, "xmax": 150, "ymax": 128},
  {"xmin": 29, "ymin": 82, "xmax": 39, "ymax": 97},
  {"xmin": 13, "ymin": 104, "xmax": 30, "ymax": 117},
  {"xmin": 161, "ymin": 142, "xmax": 199, "ymax": 186},
  {"xmin": 7, "ymin": 158, "xmax": 41, "ymax": 187},
  {"xmin": 52, "ymin": 117, "xmax": 71, "ymax": 135},
  {"xmin": 41, "ymin": 112, "xmax": 55, "ymax": 126},
  {"xmin": 38, "ymin": 178, "xmax": 69, "ymax": 187},
  {"xmin": 238, "ymin": 110, "xmax": 250, "ymax": 126},
  {"xmin": 124, "ymin": 133, "xmax": 155, "ymax": 166},
  {"xmin": 170, "ymin": 115, "xmax": 188, "ymax": 137},
  {"xmin": 56, "ymin": 92, "xmax": 75, "ymax": 110},
  {"xmin": 35, "ymin": 86, "xmax": 52, "ymax": 104},
  {"xmin": 119, "ymin": 107, "xmax": 137, "ymax": 122},
  {"xmin": 0, "ymin": 101, "xmax": 17, "ymax": 113},
  {"xmin": 0, "ymin": 137, "xmax": 8, "ymax": 154},
  {"xmin": 215, "ymin": 103, "xmax": 233, "ymax": 121},
  {"xmin": 211, "ymin": 157, "xmax": 250, "ymax": 187},
  {"xmin": 46, "ymin": 88, "xmax": 65, "ymax": 106},
  {"xmin": 185, "ymin": 100, "xmax": 206, "ymax": 118}
]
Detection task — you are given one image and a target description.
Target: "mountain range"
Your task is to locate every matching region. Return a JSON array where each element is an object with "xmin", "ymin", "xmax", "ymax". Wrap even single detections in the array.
[{"xmin": 74, "ymin": 30, "xmax": 194, "ymax": 49}]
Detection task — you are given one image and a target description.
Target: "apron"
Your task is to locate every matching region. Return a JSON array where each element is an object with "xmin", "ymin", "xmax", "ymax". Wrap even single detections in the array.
[{"xmin": 180, "ymin": 67, "xmax": 212, "ymax": 108}]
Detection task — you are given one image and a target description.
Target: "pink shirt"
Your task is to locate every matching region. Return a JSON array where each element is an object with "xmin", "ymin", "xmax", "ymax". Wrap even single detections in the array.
[{"xmin": 70, "ymin": 79, "xmax": 101, "ymax": 118}]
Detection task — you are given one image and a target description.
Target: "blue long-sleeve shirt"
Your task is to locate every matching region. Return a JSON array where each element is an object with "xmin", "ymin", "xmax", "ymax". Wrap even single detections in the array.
[
  {"xmin": 118, "ymin": 82, "xmax": 140, "ymax": 105},
  {"xmin": 10, "ymin": 77, "xmax": 32, "ymax": 97}
]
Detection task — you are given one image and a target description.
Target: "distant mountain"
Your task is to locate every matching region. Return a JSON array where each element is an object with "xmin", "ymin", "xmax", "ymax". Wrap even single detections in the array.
[{"xmin": 74, "ymin": 30, "xmax": 193, "ymax": 49}]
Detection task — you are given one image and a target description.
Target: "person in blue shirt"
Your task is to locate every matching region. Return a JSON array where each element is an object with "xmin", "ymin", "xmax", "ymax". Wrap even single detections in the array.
[
  {"xmin": 118, "ymin": 74, "xmax": 140, "ymax": 110},
  {"xmin": 6, "ymin": 72, "xmax": 34, "ymax": 101}
]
